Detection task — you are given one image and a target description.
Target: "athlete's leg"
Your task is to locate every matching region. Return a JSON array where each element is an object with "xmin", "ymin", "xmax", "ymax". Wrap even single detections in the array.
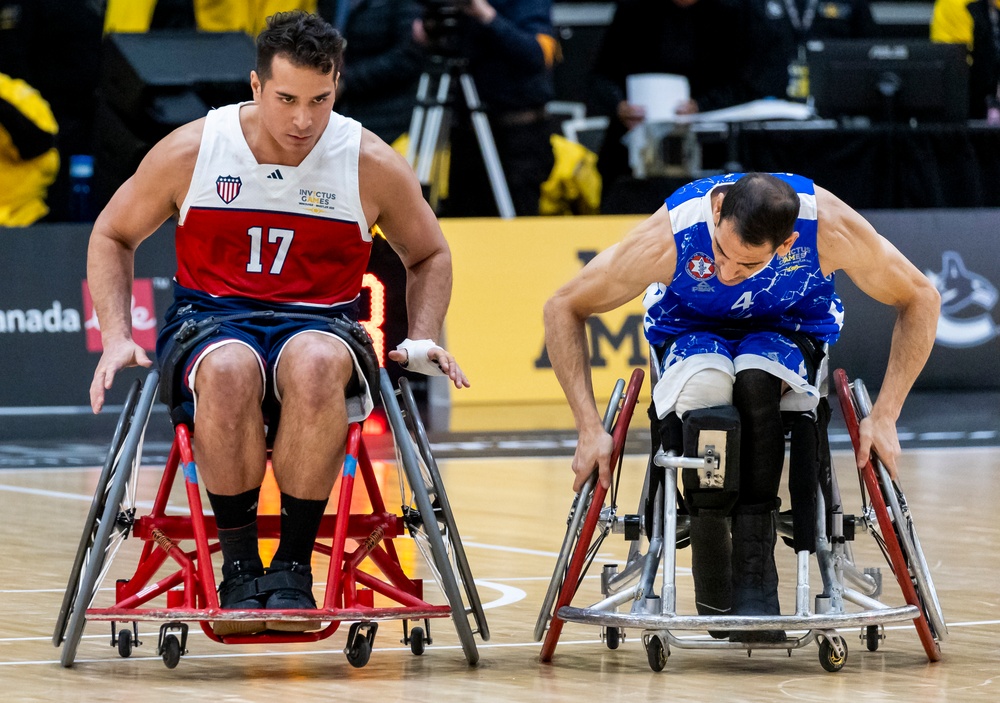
[
  {"xmin": 260, "ymin": 331, "xmax": 354, "ymax": 626},
  {"xmin": 190, "ymin": 341, "xmax": 269, "ymax": 633},
  {"xmin": 727, "ymin": 331, "xmax": 820, "ymax": 643},
  {"xmin": 652, "ymin": 334, "xmax": 738, "ymax": 633}
]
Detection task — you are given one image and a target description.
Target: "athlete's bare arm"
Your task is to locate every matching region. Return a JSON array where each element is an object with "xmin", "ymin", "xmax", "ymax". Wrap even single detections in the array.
[
  {"xmin": 357, "ymin": 130, "xmax": 469, "ymax": 388},
  {"xmin": 816, "ymin": 186, "xmax": 940, "ymax": 477},
  {"xmin": 544, "ymin": 205, "xmax": 678, "ymax": 491},
  {"xmin": 87, "ymin": 120, "xmax": 204, "ymax": 412}
]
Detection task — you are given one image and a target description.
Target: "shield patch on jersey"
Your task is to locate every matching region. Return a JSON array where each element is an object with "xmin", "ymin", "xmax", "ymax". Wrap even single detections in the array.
[{"xmin": 216, "ymin": 175, "xmax": 242, "ymax": 204}]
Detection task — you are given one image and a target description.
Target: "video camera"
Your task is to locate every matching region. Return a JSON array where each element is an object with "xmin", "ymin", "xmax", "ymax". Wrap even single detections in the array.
[{"xmin": 418, "ymin": 0, "xmax": 470, "ymax": 58}]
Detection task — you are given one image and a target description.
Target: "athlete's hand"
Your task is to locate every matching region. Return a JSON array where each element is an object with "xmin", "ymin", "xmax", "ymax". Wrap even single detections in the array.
[
  {"xmin": 856, "ymin": 411, "xmax": 902, "ymax": 480},
  {"xmin": 572, "ymin": 424, "xmax": 614, "ymax": 493},
  {"xmin": 90, "ymin": 338, "xmax": 153, "ymax": 413},
  {"xmin": 388, "ymin": 342, "xmax": 471, "ymax": 389}
]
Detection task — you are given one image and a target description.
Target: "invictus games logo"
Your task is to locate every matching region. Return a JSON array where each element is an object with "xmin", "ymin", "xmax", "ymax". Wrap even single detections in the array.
[
  {"xmin": 925, "ymin": 251, "xmax": 999, "ymax": 348},
  {"xmin": 216, "ymin": 175, "xmax": 242, "ymax": 204},
  {"xmin": 686, "ymin": 253, "xmax": 716, "ymax": 280}
]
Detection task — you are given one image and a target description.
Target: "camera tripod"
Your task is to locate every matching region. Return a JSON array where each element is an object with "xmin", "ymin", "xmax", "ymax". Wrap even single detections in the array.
[{"xmin": 406, "ymin": 55, "xmax": 516, "ymax": 219}]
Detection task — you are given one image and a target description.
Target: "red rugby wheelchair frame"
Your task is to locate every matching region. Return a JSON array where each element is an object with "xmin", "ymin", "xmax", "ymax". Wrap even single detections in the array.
[{"xmin": 53, "ymin": 368, "xmax": 488, "ymax": 669}]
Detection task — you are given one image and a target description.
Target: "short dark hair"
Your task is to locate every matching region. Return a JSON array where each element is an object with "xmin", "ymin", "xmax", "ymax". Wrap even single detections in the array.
[
  {"xmin": 256, "ymin": 11, "xmax": 345, "ymax": 82},
  {"xmin": 719, "ymin": 173, "xmax": 800, "ymax": 249}
]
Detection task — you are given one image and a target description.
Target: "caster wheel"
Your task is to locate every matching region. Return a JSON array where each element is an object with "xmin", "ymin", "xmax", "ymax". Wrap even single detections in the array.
[
  {"xmin": 865, "ymin": 625, "xmax": 880, "ymax": 652},
  {"xmin": 410, "ymin": 627, "xmax": 426, "ymax": 656},
  {"xmin": 347, "ymin": 638, "xmax": 372, "ymax": 668},
  {"xmin": 819, "ymin": 637, "xmax": 847, "ymax": 672},
  {"xmin": 161, "ymin": 634, "xmax": 181, "ymax": 669},
  {"xmin": 605, "ymin": 626, "xmax": 620, "ymax": 650},
  {"xmin": 117, "ymin": 628, "xmax": 132, "ymax": 658},
  {"xmin": 645, "ymin": 636, "xmax": 666, "ymax": 672}
]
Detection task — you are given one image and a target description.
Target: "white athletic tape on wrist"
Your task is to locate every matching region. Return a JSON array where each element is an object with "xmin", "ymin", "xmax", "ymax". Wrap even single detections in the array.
[{"xmin": 396, "ymin": 338, "xmax": 446, "ymax": 376}]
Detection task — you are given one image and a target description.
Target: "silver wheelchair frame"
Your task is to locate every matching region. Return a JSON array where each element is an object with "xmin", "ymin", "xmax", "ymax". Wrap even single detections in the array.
[{"xmin": 536, "ymin": 367, "xmax": 946, "ymax": 672}]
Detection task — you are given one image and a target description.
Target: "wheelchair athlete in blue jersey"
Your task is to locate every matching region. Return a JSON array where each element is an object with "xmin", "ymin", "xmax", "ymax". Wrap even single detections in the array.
[{"xmin": 544, "ymin": 172, "xmax": 940, "ymax": 642}]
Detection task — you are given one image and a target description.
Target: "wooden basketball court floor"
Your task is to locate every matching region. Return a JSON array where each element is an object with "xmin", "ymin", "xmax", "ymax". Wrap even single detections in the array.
[{"xmin": 1, "ymin": 440, "xmax": 998, "ymax": 702}]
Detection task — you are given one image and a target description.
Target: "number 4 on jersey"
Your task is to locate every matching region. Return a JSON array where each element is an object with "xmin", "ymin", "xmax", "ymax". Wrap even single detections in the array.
[
  {"xmin": 731, "ymin": 291, "xmax": 753, "ymax": 312},
  {"xmin": 247, "ymin": 226, "xmax": 294, "ymax": 274}
]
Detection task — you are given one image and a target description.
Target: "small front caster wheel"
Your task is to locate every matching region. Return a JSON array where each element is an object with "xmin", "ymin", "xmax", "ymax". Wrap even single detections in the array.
[
  {"xmin": 410, "ymin": 626, "xmax": 426, "ymax": 656},
  {"xmin": 605, "ymin": 626, "xmax": 620, "ymax": 650},
  {"xmin": 645, "ymin": 636, "xmax": 666, "ymax": 672},
  {"xmin": 819, "ymin": 637, "xmax": 848, "ymax": 672},
  {"xmin": 161, "ymin": 634, "xmax": 181, "ymax": 669},
  {"xmin": 865, "ymin": 625, "xmax": 880, "ymax": 652},
  {"xmin": 346, "ymin": 638, "xmax": 372, "ymax": 668},
  {"xmin": 117, "ymin": 628, "xmax": 132, "ymax": 658}
]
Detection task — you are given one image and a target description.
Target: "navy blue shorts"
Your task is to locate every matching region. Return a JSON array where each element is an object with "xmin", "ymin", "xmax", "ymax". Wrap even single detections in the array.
[{"xmin": 156, "ymin": 284, "xmax": 375, "ymax": 428}]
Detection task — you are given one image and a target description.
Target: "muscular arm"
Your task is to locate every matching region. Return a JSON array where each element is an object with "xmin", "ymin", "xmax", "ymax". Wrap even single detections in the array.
[
  {"xmin": 544, "ymin": 205, "xmax": 677, "ymax": 490},
  {"xmin": 358, "ymin": 131, "xmax": 468, "ymax": 387},
  {"xmin": 88, "ymin": 122, "xmax": 201, "ymax": 411},
  {"xmin": 816, "ymin": 187, "xmax": 940, "ymax": 476}
]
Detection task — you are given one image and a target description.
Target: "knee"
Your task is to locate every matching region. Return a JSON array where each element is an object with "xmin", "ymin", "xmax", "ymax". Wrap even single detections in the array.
[
  {"xmin": 196, "ymin": 344, "xmax": 263, "ymax": 409},
  {"xmin": 732, "ymin": 369, "xmax": 782, "ymax": 414},
  {"xmin": 675, "ymin": 368, "xmax": 734, "ymax": 416},
  {"xmin": 278, "ymin": 334, "xmax": 353, "ymax": 407}
]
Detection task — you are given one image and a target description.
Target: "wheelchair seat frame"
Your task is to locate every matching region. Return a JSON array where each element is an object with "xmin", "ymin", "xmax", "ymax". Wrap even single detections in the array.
[
  {"xmin": 53, "ymin": 369, "xmax": 489, "ymax": 669},
  {"xmin": 536, "ymin": 368, "xmax": 946, "ymax": 672}
]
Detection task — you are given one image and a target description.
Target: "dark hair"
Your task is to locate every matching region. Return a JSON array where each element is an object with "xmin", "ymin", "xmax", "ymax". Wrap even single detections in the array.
[
  {"xmin": 718, "ymin": 173, "xmax": 800, "ymax": 249},
  {"xmin": 256, "ymin": 11, "xmax": 345, "ymax": 82}
]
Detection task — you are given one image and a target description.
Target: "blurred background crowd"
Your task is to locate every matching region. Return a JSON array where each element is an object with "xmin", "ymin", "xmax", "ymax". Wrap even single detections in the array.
[{"xmin": 1, "ymin": 0, "xmax": 997, "ymax": 226}]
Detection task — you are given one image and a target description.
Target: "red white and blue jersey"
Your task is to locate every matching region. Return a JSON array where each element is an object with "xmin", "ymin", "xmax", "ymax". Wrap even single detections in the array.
[
  {"xmin": 643, "ymin": 173, "xmax": 844, "ymax": 347},
  {"xmin": 176, "ymin": 102, "xmax": 370, "ymax": 308}
]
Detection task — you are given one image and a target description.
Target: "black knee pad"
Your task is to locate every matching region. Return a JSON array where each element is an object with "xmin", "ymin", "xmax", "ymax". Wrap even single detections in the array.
[{"xmin": 680, "ymin": 406, "xmax": 741, "ymax": 517}]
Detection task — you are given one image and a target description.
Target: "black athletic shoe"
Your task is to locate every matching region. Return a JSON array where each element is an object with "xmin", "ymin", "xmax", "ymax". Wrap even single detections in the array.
[
  {"xmin": 213, "ymin": 558, "xmax": 267, "ymax": 637},
  {"xmin": 260, "ymin": 560, "xmax": 321, "ymax": 632}
]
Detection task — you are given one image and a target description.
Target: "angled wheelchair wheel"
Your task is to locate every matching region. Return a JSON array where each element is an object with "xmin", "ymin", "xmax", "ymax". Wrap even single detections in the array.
[
  {"xmin": 380, "ymin": 370, "xmax": 481, "ymax": 665},
  {"xmin": 54, "ymin": 371, "xmax": 159, "ymax": 667},
  {"xmin": 398, "ymin": 376, "xmax": 490, "ymax": 643},
  {"xmin": 834, "ymin": 368, "xmax": 945, "ymax": 662},
  {"xmin": 539, "ymin": 368, "xmax": 644, "ymax": 662},
  {"xmin": 533, "ymin": 378, "xmax": 627, "ymax": 643}
]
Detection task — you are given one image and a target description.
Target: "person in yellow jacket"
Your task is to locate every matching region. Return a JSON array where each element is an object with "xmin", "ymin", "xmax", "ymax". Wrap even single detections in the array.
[
  {"xmin": 931, "ymin": 0, "xmax": 1000, "ymax": 120},
  {"xmin": 105, "ymin": 0, "xmax": 318, "ymax": 35},
  {"xmin": 0, "ymin": 73, "xmax": 59, "ymax": 226}
]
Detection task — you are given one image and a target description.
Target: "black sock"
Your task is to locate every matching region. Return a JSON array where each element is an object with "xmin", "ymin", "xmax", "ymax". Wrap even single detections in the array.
[
  {"xmin": 273, "ymin": 493, "xmax": 328, "ymax": 567},
  {"xmin": 207, "ymin": 488, "xmax": 262, "ymax": 574},
  {"xmin": 206, "ymin": 487, "xmax": 261, "ymax": 530}
]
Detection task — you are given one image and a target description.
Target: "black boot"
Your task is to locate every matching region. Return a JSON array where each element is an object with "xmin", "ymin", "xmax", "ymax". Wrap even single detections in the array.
[
  {"xmin": 260, "ymin": 559, "xmax": 320, "ymax": 632},
  {"xmin": 689, "ymin": 513, "xmax": 732, "ymax": 638},
  {"xmin": 729, "ymin": 505, "xmax": 786, "ymax": 643}
]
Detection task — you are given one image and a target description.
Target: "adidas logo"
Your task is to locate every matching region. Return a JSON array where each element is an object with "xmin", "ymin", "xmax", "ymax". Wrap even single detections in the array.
[{"xmin": 266, "ymin": 169, "xmax": 284, "ymax": 180}]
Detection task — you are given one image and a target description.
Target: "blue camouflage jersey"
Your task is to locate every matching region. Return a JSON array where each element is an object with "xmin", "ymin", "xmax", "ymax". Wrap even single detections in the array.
[{"xmin": 642, "ymin": 173, "xmax": 844, "ymax": 347}]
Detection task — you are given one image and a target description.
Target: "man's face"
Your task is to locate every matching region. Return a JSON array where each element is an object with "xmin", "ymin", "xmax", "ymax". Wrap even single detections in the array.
[
  {"xmin": 251, "ymin": 54, "xmax": 338, "ymax": 154},
  {"xmin": 711, "ymin": 219, "xmax": 779, "ymax": 286}
]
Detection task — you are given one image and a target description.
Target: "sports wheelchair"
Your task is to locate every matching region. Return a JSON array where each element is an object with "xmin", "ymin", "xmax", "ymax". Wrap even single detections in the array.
[
  {"xmin": 535, "ymin": 367, "xmax": 946, "ymax": 672},
  {"xmin": 53, "ymin": 368, "xmax": 489, "ymax": 669}
]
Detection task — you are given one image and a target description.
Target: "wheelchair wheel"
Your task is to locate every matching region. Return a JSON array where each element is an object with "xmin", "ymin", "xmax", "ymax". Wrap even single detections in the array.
[
  {"xmin": 380, "ymin": 369, "xmax": 481, "ymax": 666},
  {"xmin": 533, "ymin": 378, "xmax": 626, "ymax": 643},
  {"xmin": 539, "ymin": 369, "xmax": 644, "ymax": 662},
  {"xmin": 398, "ymin": 376, "xmax": 489, "ymax": 643},
  {"xmin": 54, "ymin": 371, "xmax": 159, "ymax": 667},
  {"xmin": 833, "ymin": 369, "xmax": 945, "ymax": 662}
]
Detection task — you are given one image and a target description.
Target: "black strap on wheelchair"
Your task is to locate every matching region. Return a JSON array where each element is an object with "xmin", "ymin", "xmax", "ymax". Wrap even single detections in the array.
[{"xmin": 158, "ymin": 310, "xmax": 380, "ymax": 412}]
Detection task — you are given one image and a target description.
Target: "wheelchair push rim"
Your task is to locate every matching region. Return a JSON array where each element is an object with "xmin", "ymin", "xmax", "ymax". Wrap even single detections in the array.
[
  {"xmin": 380, "ymin": 369, "xmax": 481, "ymax": 665},
  {"xmin": 540, "ymin": 368, "xmax": 644, "ymax": 662},
  {"xmin": 55, "ymin": 371, "xmax": 159, "ymax": 667},
  {"xmin": 534, "ymin": 378, "xmax": 626, "ymax": 643},
  {"xmin": 833, "ymin": 368, "xmax": 944, "ymax": 662},
  {"xmin": 397, "ymin": 376, "xmax": 490, "ymax": 642}
]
